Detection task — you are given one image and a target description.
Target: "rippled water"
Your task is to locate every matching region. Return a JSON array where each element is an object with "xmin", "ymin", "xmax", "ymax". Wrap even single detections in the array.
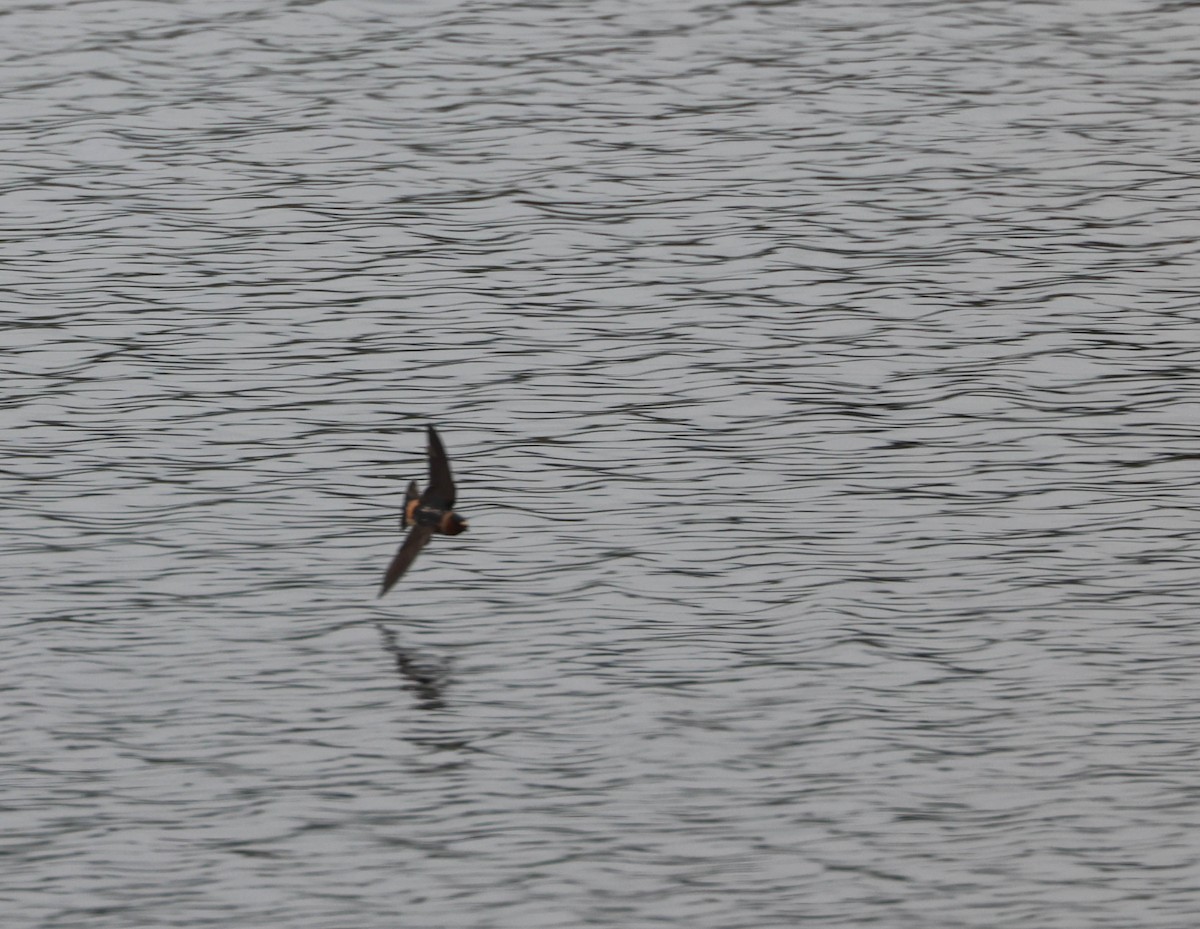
[{"xmin": 6, "ymin": 0, "xmax": 1200, "ymax": 926}]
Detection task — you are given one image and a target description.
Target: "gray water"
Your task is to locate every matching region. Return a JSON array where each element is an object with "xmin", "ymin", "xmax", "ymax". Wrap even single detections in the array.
[{"xmin": 5, "ymin": 0, "xmax": 1200, "ymax": 926}]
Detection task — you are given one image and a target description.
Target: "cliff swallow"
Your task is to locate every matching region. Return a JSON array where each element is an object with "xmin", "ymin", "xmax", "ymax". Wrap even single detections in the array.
[{"xmin": 379, "ymin": 425, "xmax": 469, "ymax": 597}]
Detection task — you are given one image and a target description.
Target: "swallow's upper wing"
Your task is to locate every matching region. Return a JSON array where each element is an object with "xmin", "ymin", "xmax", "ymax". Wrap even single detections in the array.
[
  {"xmin": 423, "ymin": 425, "xmax": 456, "ymax": 509},
  {"xmin": 379, "ymin": 527, "xmax": 432, "ymax": 597}
]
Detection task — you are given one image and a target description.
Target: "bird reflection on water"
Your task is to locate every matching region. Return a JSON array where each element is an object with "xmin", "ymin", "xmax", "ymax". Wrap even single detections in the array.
[{"xmin": 374, "ymin": 621, "xmax": 448, "ymax": 710}]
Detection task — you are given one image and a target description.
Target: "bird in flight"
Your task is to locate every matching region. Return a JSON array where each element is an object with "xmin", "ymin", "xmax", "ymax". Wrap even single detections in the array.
[{"xmin": 379, "ymin": 425, "xmax": 469, "ymax": 597}]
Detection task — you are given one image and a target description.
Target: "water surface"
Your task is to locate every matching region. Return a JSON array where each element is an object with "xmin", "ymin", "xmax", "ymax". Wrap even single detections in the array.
[{"xmin": 5, "ymin": 1, "xmax": 1200, "ymax": 926}]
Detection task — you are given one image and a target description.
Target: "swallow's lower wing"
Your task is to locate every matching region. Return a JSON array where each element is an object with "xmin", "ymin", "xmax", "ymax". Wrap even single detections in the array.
[
  {"xmin": 424, "ymin": 425, "xmax": 456, "ymax": 509},
  {"xmin": 379, "ymin": 527, "xmax": 432, "ymax": 597}
]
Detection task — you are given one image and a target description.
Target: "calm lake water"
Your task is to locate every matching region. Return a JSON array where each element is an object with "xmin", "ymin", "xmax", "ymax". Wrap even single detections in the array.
[{"xmin": 5, "ymin": 0, "xmax": 1200, "ymax": 926}]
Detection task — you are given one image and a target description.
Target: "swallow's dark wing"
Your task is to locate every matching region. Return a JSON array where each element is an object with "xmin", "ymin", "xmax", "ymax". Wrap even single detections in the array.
[
  {"xmin": 379, "ymin": 527, "xmax": 432, "ymax": 597},
  {"xmin": 422, "ymin": 425, "xmax": 456, "ymax": 509}
]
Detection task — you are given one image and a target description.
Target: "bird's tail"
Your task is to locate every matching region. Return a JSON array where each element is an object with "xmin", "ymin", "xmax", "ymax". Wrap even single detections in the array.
[{"xmin": 401, "ymin": 480, "xmax": 420, "ymax": 528}]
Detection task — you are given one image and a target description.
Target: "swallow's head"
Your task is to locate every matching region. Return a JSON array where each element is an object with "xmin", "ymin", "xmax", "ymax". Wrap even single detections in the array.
[{"xmin": 442, "ymin": 512, "xmax": 469, "ymax": 535}]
